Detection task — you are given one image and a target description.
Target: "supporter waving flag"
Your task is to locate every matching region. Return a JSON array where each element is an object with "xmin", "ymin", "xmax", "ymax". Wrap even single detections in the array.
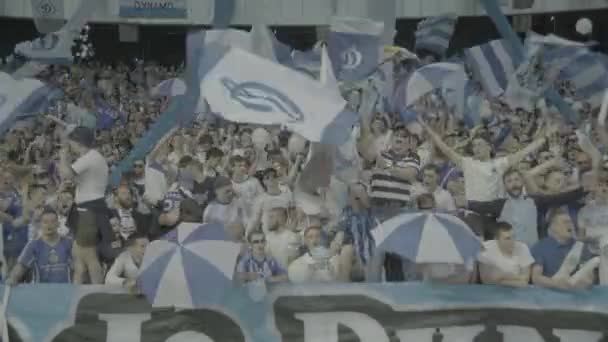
[
  {"xmin": 464, "ymin": 39, "xmax": 516, "ymax": 97},
  {"xmin": 415, "ymin": 14, "xmax": 458, "ymax": 57},
  {"xmin": 328, "ymin": 17, "xmax": 384, "ymax": 82}
]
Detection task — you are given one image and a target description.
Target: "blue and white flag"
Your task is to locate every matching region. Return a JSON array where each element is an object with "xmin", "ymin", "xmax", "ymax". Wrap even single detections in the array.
[
  {"xmin": 0, "ymin": 72, "xmax": 47, "ymax": 135},
  {"xmin": 289, "ymin": 49, "xmax": 322, "ymax": 79},
  {"xmin": 559, "ymin": 52, "xmax": 608, "ymax": 106},
  {"xmin": 151, "ymin": 78, "xmax": 187, "ymax": 97},
  {"xmin": 250, "ymin": 24, "xmax": 279, "ymax": 62},
  {"xmin": 464, "ymin": 39, "xmax": 516, "ymax": 97},
  {"xmin": 415, "ymin": 14, "xmax": 458, "ymax": 56},
  {"xmin": 201, "ymin": 47, "xmax": 347, "ymax": 143},
  {"xmin": 14, "ymin": 0, "xmax": 99, "ymax": 64},
  {"xmin": 403, "ymin": 62, "xmax": 467, "ymax": 107},
  {"xmin": 328, "ymin": 17, "xmax": 384, "ymax": 82},
  {"xmin": 95, "ymin": 96, "xmax": 125, "ymax": 130}
]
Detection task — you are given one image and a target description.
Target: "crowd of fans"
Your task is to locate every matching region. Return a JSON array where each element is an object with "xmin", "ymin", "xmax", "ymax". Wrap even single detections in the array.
[{"xmin": 1, "ymin": 37, "xmax": 608, "ymax": 294}]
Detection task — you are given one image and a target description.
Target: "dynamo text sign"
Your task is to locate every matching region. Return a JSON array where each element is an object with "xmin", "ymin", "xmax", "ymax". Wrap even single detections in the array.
[{"xmin": 119, "ymin": 0, "xmax": 187, "ymax": 18}]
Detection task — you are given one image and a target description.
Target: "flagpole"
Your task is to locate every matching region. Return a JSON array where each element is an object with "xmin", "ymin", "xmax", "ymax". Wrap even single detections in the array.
[{"xmin": 1, "ymin": 285, "xmax": 10, "ymax": 342}]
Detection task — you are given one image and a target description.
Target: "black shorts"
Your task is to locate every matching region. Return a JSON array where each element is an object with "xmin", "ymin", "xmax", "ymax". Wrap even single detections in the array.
[{"xmin": 66, "ymin": 198, "xmax": 111, "ymax": 247}]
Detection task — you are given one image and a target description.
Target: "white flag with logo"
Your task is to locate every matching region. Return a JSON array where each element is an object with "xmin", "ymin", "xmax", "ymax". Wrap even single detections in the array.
[{"xmin": 201, "ymin": 47, "xmax": 347, "ymax": 143}]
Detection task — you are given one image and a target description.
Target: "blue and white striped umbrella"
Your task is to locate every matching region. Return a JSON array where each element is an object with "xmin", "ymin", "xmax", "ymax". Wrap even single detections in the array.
[
  {"xmin": 372, "ymin": 212, "xmax": 482, "ymax": 265},
  {"xmin": 137, "ymin": 222, "xmax": 242, "ymax": 308},
  {"xmin": 150, "ymin": 78, "xmax": 187, "ymax": 98}
]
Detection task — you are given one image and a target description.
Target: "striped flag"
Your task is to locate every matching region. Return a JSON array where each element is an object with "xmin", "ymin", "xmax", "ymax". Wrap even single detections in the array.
[
  {"xmin": 559, "ymin": 52, "xmax": 608, "ymax": 107},
  {"xmin": 328, "ymin": 17, "xmax": 384, "ymax": 82},
  {"xmin": 0, "ymin": 72, "xmax": 48, "ymax": 135},
  {"xmin": 464, "ymin": 39, "xmax": 516, "ymax": 98},
  {"xmin": 415, "ymin": 14, "xmax": 458, "ymax": 56},
  {"xmin": 403, "ymin": 62, "xmax": 467, "ymax": 107}
]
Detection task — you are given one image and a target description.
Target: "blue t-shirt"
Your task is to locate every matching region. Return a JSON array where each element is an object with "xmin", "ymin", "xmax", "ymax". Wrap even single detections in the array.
[
  {"xmin": 531, "ymin": 237, "xmax": 594, "ymax": 277},
  {"xmin": 18, "ymin": 237, "xmax": 72, "ymax": 283},
  {"xmin": 236, "ymin": 253, "xmax": 285, "ymax": 280}
]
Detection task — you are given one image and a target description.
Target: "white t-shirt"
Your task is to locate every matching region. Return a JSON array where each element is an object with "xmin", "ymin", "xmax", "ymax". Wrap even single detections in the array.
[
  {"xmin": 266, "ymin": 228, "xmax": 301, "ymax": 269},
  {"xmin": 203, "ymin": 199, "xmax": 246, "ymax": 226},
  {"xmin": 288, "ymin": 253, "xmax": 340, "ymax": 283},
  {"xmin": 478, "ymin": 240, "xmax": 534, "ymax": 275},
  {"xmin": 462, "ymin": 156, "xmax": 509, "ymax": 202},
  {"xmin": 105, "ymin": 251, "xmax": 140, "ymax": 286},
  {"xmin": 250, "ymin": 186, "xmax": 293, "ymax": 233},
  {"xmin": 71, "ymin": 149, "xmax": 109, "ymax": 204},
  {"xmin": 232, "ymin": 177, "xmax": 264, "ymax": 223},
  {"xmin": 433, "ymin": 188, "xmax": 456, "ymax": 212}
]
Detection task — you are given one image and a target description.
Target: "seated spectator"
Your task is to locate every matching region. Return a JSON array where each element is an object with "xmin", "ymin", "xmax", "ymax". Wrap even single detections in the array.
[
  {"xmin": 7, "ymin": 208, "xmax": 72, "ymax": 285},
  {"xmin": 289, "ymin": 226, "xmax": 341, "ymax": 283},
  {"xmin": 236, "ymin": 230, "xmax": 288, "ymax": 285},
  {"xmin": 105, "ymin": 233, "xmax": 149, "ymax": 292},
  {"xmin": 478, "ymin": 222, "xmax": 534, "ymax": 287},
  {"xmin": 531, "ymin": 208, "xmax": 599, "ymax": 290}
]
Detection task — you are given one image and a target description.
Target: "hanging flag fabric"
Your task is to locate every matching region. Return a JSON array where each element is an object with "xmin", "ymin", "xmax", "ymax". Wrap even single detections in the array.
[
  {"xmin": 0, "ymin": 72, "xmax": 47, "ymax": 136},
  {"xmin": 464, "ymin": 39, "xmax": 516, "ymax": 98},
  {"xmin": 289, "ymin": 49, "xmax": 322, "ymax": 79},
  {"xmin": 403, "ymin": 62, "xmax": 467, "ymax": 107},
  {"xmin": 151, "ymin": 78, "xmax": 187, "ymax": 98},
  {"xmin": 415, "ymin": 14, "xmax": 458, "ymax": 56},
  {"xmin": 14, "ymin": 0, "xmax": 99, "ymax": 65},
  {"xmin": 328, "ymin": 17, "xmax": 384, "ymax": 82},
  {"xmin": 31, "ymin": 0, "xmax": 65, "ymax": 34},
  {"xmin": 250, "ymin": 24, "xmax": 278, "ymax": 62},
  {"xmin": 201, "ymin": 47, "xmax": 348, "ymax": 143}
]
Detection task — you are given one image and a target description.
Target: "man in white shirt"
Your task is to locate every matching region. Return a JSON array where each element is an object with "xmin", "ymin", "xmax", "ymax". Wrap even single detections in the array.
[
  {"xmin": 229, "ymin": 156, "xmax": 264, "ymax": 224},
  {"xmin": 59, "ymin": 126, "xmax": 109, "ymax": 284},
  {"xmin": 203, "ymin": 176, "xmax": 246, "ymax": 226},
  {"xmin": 421, "ymin": 164, "xmax": 456, "ymax": 212},
  {"xmin": 478, "ymin": 222, "xmax": 534, "ymax": 287},
  {"xmin": 288, "ymin": 226, "xmax": 341, "ymax": 283},
  {"xmin": 105, "ymin": 233, "xmax": 149, "ymax": 293},
  {"xmin": 265, "ymin": 201, "xmax": 301, "ymax": 269}
]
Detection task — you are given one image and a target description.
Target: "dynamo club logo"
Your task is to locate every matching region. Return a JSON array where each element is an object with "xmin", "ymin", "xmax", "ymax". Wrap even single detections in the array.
[
  {"xmin": 221, "ymin": 77, "xmax": 305, "ymax": 123},
  {"xmin": 341, "ymin": 46, "xmax": 363, "ymax": 70}
]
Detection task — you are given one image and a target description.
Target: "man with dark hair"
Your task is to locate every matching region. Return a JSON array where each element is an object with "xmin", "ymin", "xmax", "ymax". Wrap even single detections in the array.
[
  {"xmin": 531, "ymin": 208, "xmax": 598, "ymax": 290},
  {"xmin": 478, "ymin": 222, "xmax": 534, "ymax": 287},
  {"xmin": 105, "ymin": 232, "xmax": 149, "ymax": 292},
  {"xmin": 59, "ymin": 126, "xmax": 109, "ymax": 284},
  {"xmin": 7, "ymin": 208, "xmax": 72, "ymax": 285},
  {"xmin": 468, "ymin": 168, "xmax": 587, "ymax": 246},
  {"xmin": 236, "ymin": 230, "xmax": 288, "ymax": 284}
]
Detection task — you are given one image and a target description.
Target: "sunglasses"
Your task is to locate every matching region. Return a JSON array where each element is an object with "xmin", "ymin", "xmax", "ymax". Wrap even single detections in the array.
[{"xmin": 251, "ymin": 239, "xmax": 266, "ymax": 244}]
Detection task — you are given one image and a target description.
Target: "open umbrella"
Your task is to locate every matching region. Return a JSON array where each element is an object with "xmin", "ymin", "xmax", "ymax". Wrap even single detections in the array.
[
  {"xmin": 137, "ymin": 222, "xmax": 241, "ymax": 308},
  {"xmin": 372, "ymin": 212, "xmax": 482, "ymax": 265}
]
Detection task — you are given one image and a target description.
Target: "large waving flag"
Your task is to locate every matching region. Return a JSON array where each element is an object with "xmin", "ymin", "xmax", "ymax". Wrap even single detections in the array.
[
  {"xmin": 289, "ymin": 48, "xmax": 322, "ymax": 79},
  {"xmin": 464, "ymin": 39, "xmax": 516, "ymax": 98},
  {"xmin": 201, "ymin": 47, "xmax": 348, "ymax": 143},
  {"xmin": 559, "ymin": 52, "xmax": 608, "ymax": 107},
  {"xmin": 328, "ymin": 17, "xmax": 384, "ymax": 82},
  {"xmin": 0, "ymin": 72, "xmax": 47, "ymax": 135},
  {"xmin": 14, "ymin": 0, "xmax": 100, "ymax": 64},
  {"xmin": 415, "ymin": 14, "xmax": 458, "ymax": 56},
  {"xmin": 403, "ymin": 62, "xmax": 467, "ymax": 107}
]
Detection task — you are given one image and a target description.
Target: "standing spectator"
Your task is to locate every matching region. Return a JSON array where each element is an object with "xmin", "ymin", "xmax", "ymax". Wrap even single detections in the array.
[
  {"xmin": 264, "ymin": 200, "xmax": 300, "ymax": 270},
  {"xmin": 203, "ymin": 177, "xmax": 246, "ymax": 226},
  {"xmin": 419, "ymin": 117, "xmax": 555, "ymax": 201},
  {"xmin": 7, "ymin": 208, "xmax": 72, "ymax": 285},
  {"xmin": 420, "ymin": 164, "xmax": 456, "ymax": 212},
  {"xmin": 288, "ymin": 226, "xmax": 341, "ymax": 283},
  {"xmin": 59, "ymin": 126, "xmax": 109, "ymax": 284},
  {"xmin": 248, "ymin": 168, "xmax": 293, "ymax": 234},
  {"xmin": 531, "ymin": 208, "xmax": 598, "ymax": 290},
  {"xmin": 236, "ymin": 230, "xmax": 288, "ymax": 284},
  {"xmin": 478, "ymin": 222, "xmax": 534, "ymax": 287},
  {"xmin": 468, "ymin": 168, "xmax": 587, "ymax": 245},
  {"xmin": 229, "ymin": 156, "xmax": 264, "ymax": 224},
  {"xmin": 105, "ymin": 233, "xmax": 149, "ymax": 292}
]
